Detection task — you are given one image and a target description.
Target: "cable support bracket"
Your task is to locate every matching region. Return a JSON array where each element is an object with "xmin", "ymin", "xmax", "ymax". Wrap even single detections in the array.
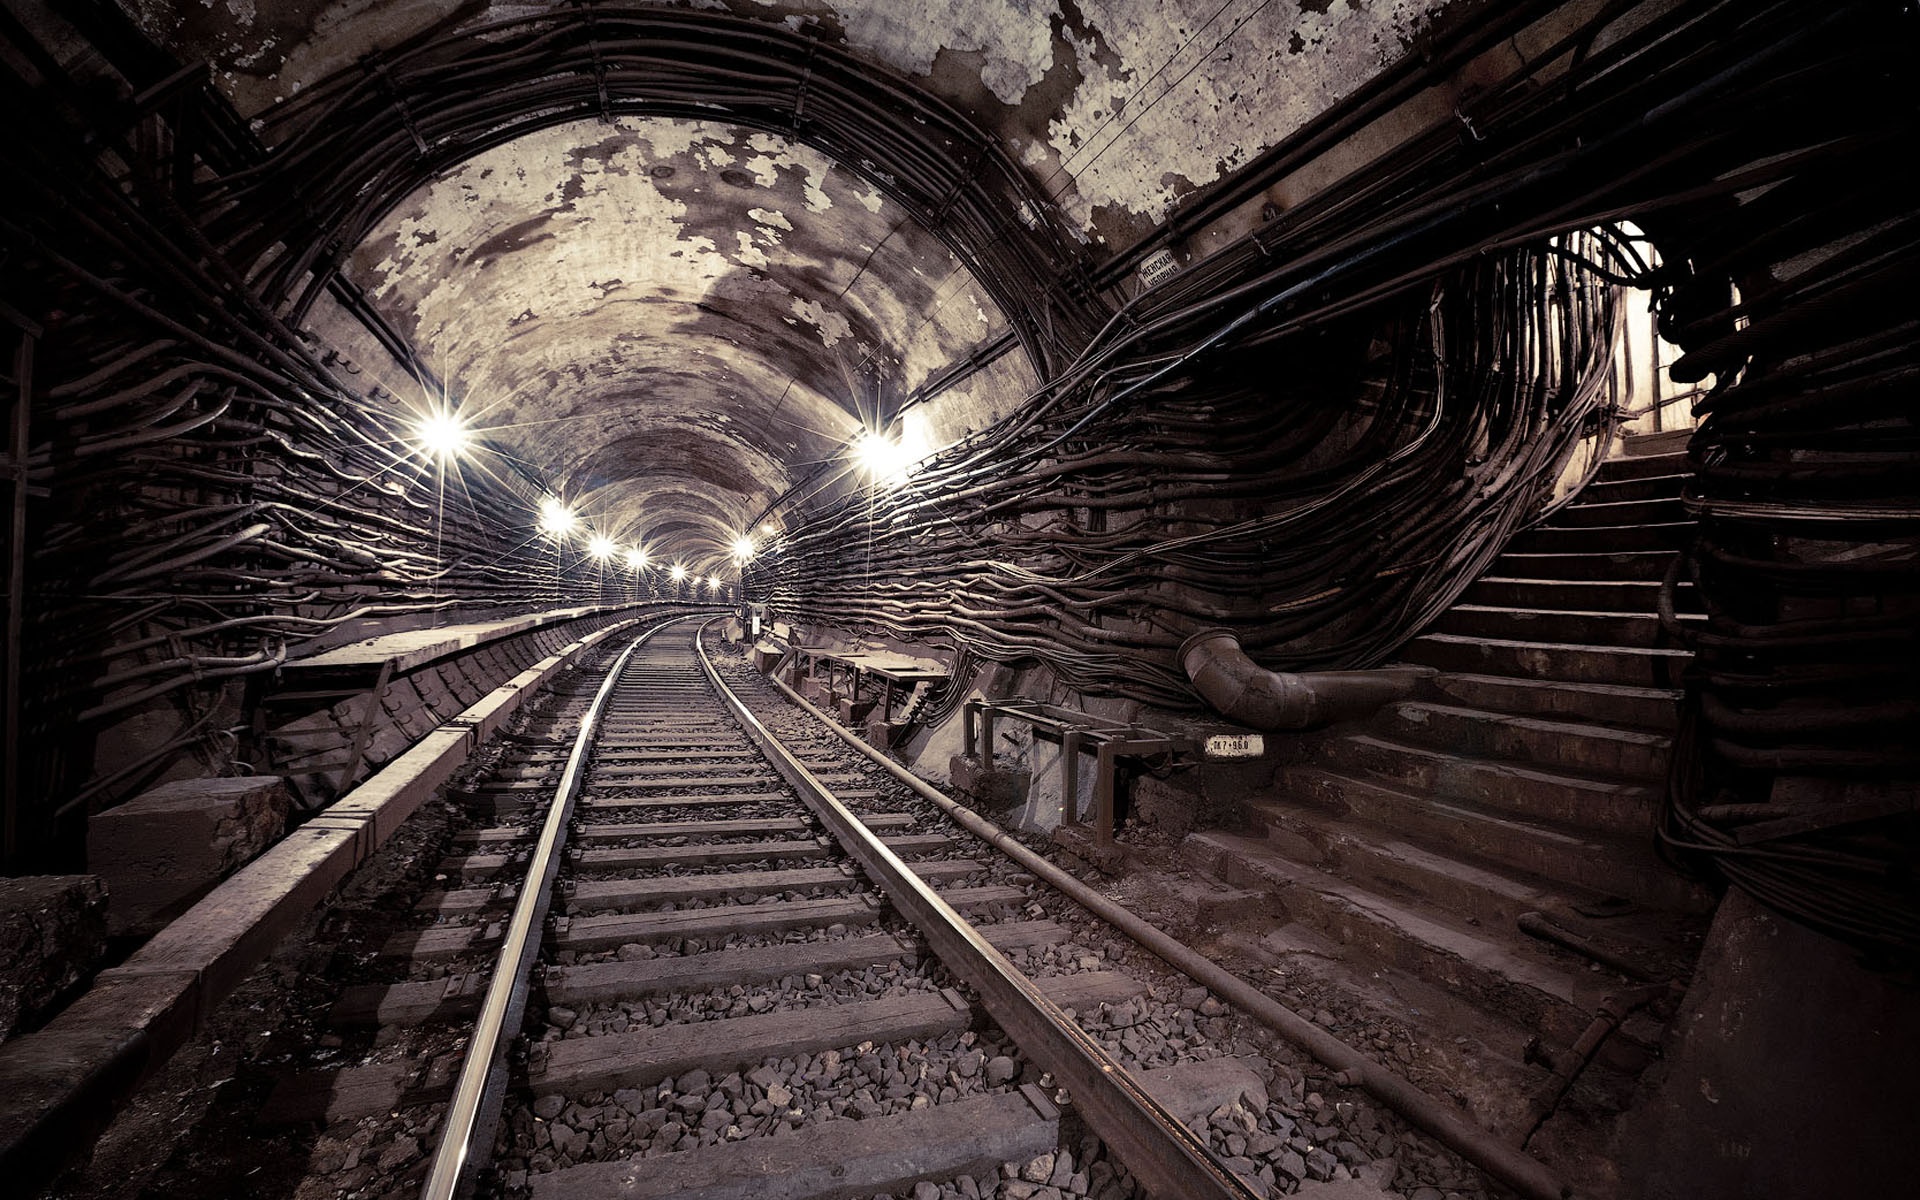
[
  {"xmin": 571, "ymin": 1, "xmax": 613, "ymax": 124},
  {"xmin": 791, "ymin": 38, "xmax": 818, "ymax": 131},
  {"xmin": 931, "ymin": 142, "xmax": 990, "ymax": 226},
  {"xmin": 359, "ymin": 54, "xmax": 428, "ymax": 156}
]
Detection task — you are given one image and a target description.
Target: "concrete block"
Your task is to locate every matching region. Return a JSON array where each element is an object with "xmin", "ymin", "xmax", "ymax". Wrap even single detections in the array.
[
  {"xmin": 1134, "ymin": 775, "xmax": 1207, "ymax": 839},
  {"xmin": 88, "ymin": 776, "xmax": 291, "ymax": 936},
  {"xmin": 0, "ymin": 876, "xmax": 108, "ymax": 1040},
  {"xmin": 0, "ymin": 967, "xmax": 201, "ymax": 1179},
  {"xmin": 1136, "ymin": 1055, "xmax": 1270, "ymax": 1123},
  {"xmin": 948, "ymin": 754, "xmax": 1030, "ymax": 809},
  {"xmin": 749, "ymin": 642, "xmax": 782, "ymax": 673},
  {"xmin": 835, "ymin": 695, "xmax": 877, "ymax": 724}
]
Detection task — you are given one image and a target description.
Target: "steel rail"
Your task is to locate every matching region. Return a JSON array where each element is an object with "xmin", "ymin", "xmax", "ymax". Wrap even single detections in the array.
[
  {"xmin": 420, "ymin": 614, "xmax": 705, "ymax": 1200},
  {"xmin": 756, "ymin": 658, "xmax": 1578, "ymax": 1200},
  {"xmin": 692, "ymin": 621, "xmax": 1259, "ymax": 1200}
]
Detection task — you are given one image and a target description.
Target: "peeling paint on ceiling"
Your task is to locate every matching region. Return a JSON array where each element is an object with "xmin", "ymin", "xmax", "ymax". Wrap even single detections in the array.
[
  {"xmin": 322, "ymin": 115, "xmax": 1022, "ymax": 567},
  {"xmin": 123, "ymin": 0, "xmax": 1448, "ymax": 242}
]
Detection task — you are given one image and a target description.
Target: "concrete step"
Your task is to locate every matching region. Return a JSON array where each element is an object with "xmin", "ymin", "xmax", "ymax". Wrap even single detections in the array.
[
  {"xmin": 1382, "ymin": 701, "xmax": 1672, "ymax": 781},
  {"xmin": 1508, "ymin": 521, "xmax": 1693, "ymax": 554},
  {"xmin": 1617, "ymin": 428, "xmax": 1693, "ymax": 455},
  {"xmin": 1183, "ymin": 831, "xmax": 1603, "ymax": 1044},
  {"xmin": 1245, "ymin": 799, "xmax": 1608, "ymax": 932},
  {"xmin": 1433, "ymin": 604, "xmax": 1700, "ymax": 648},
  {"xmin": 1263, "ymin": 766, "xmax": 1708, "ymax": 912},
  {"xmin": 1420, "ymin": 671, "xmax": 1682, "ymax": 731},
  {"xmin": 1402, "ymin": 632, "xmax": 1690, "ymax": 687},
  {"xmin": 1593, "ymin": 448, "xmax": 1688, "ymax": 481},
  {"xmin": 1463, "ymin": 577, "xmax": 1699, "ymax": 614},
  {"xmin": 1314, "ymin": 732, "xmax": 1660, "ymax": 836},
  {"xmin": 1550, "ymin": 495, "xmax": 1687, "ymax": 527},
  {"xmin": 1576, "ymin": 471, "xmax": 1690, "ymax": 505},
  {"xmin": 1491, "ymin": 549, "xmax": 1678, "ymax": 581}
]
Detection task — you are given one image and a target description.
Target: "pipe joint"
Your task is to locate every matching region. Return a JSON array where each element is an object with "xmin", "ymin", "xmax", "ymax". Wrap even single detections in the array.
[{"xmin": 1178, "ymin": 628, "xmax": 1432, "ymax": 731}]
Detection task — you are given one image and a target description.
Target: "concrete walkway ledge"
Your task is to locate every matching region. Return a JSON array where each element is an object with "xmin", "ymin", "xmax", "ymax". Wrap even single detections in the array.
[{"xmin": 0, "ymin": 615, "xmax": 650, "ymax": 1191}]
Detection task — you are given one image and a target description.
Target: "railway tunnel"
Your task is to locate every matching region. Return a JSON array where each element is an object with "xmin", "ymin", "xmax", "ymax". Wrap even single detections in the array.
[{"xmin": 1, "ymin": 2, "xmax": 1915, "ymax": 1199}]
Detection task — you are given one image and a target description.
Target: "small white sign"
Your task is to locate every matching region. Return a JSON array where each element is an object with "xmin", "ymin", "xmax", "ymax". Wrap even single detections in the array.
[
  {"xmin": 1204, "ymin": 732, "xmax": 1266, "ymax": 760},
  {"xmin": 1139, "ymin": 248, "xmax": 1181, "ymax": 288}
]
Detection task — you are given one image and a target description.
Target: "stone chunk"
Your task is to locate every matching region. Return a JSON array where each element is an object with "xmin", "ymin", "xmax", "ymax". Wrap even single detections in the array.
[
  {"xmin": 88, "ymin": 776, "xmax": 291, "ymax": 935},
  {"xmin": 0, "ymin": 875, "xmax": 107, "ymax": 1040},
  {"xmin": 948, "ymin": 755, "xmax": 1031, "ymax": 808},
  {"xmin": 1135, "ymin": 1055, "xmax": 1270, "ymax": 1124}
]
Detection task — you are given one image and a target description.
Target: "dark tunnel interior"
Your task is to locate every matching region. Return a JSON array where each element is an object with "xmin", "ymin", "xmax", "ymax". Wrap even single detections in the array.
[{"xmin": 0, "ymin": 3, "xmax": 1916, "ymax": 1199}]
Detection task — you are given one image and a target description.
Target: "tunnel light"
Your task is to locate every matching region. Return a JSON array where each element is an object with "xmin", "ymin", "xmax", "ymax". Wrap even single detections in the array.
[
  {"xmin": 538, "ymin": 497, "xmax": 577, "ymax": 536},
  {"xmin": 730, "ymin": 534, "xmax": 756, "ymax": 562},
  {"xmin": 853, "ymin": 430, "xmax": 914, "ymax": 487},
  {"xmin": 587, "ymin": 535, "xmax": 617, "ymax": 561},
  {"xmin": 416, "ymin": 408, "xmax": 469, "ymax": 461},
  {"xmin": 670, "ymin": 563, "xmax": 688, "ymax": 582},
  {"xmin": 625, "ymin": 548, "xmax": 649, "ymax": 570}
]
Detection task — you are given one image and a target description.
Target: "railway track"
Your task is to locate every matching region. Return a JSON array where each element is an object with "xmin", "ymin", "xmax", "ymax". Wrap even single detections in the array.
[{"xmin": 249, "ymin": 615, "xmax": 1473, "ymax": 1200}]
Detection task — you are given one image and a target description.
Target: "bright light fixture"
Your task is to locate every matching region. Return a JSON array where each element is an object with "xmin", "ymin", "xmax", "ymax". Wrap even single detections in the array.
[
  {"xmin": 730, "ymin": 534, "xmax": 756, "ymax": 562},
  {"xmin": 587, "ymin": 535, "xmax": 617, "ymax": 561},
  {"xmin": 853, "ymin": 429, "xmax": 914, "ymax": 487},
  {"xmin": 416, "ymin": 408, "xmax": 469, "ymax": 461},
  {"xmin": 625, "ymin": 548, "xmax": 648, "ymax": 570},
  {"xmin": 670, "ymin": 563, "xmax": 688, "ymax": 582},
  {"xmin": 538, "ymin": 497, "xmax": 576, "ymax": 535}
]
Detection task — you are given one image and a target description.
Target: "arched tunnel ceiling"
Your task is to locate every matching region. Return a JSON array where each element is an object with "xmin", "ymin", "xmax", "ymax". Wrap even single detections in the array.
[
  {"xmin": 333, "ymin": 116, "xmax": 1026, "ymax": 568},
  {"xmin": 121, "ymin": 0, "xmax": 1455, "ymax": 572}
]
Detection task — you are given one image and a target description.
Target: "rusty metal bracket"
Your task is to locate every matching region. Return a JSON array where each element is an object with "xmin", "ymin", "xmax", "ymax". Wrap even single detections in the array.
[{"xmin": 962, "ymin": 697, "xmax": 1195, "ymax": 846}]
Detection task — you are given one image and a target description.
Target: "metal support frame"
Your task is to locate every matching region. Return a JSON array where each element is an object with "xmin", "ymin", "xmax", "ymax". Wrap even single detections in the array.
[{"xmin": 961, "ymin": 698, "xmax": 1194, "ymax": 847}]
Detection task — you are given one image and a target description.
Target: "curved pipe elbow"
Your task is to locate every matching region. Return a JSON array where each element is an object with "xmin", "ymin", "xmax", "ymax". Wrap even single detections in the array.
[{"xmin": 1178, "ymin": 628, "xmax": 1431, "ymax": 731}]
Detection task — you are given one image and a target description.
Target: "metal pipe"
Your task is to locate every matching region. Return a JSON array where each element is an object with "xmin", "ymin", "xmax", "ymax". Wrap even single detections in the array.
[
  {"xmin": 762, "ymin": 667, "xmax": 1576, "ymax": 1200},
  {"xmin": 1177, "ymin": 628, "xmax": 1431, "ymax": 730}
]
